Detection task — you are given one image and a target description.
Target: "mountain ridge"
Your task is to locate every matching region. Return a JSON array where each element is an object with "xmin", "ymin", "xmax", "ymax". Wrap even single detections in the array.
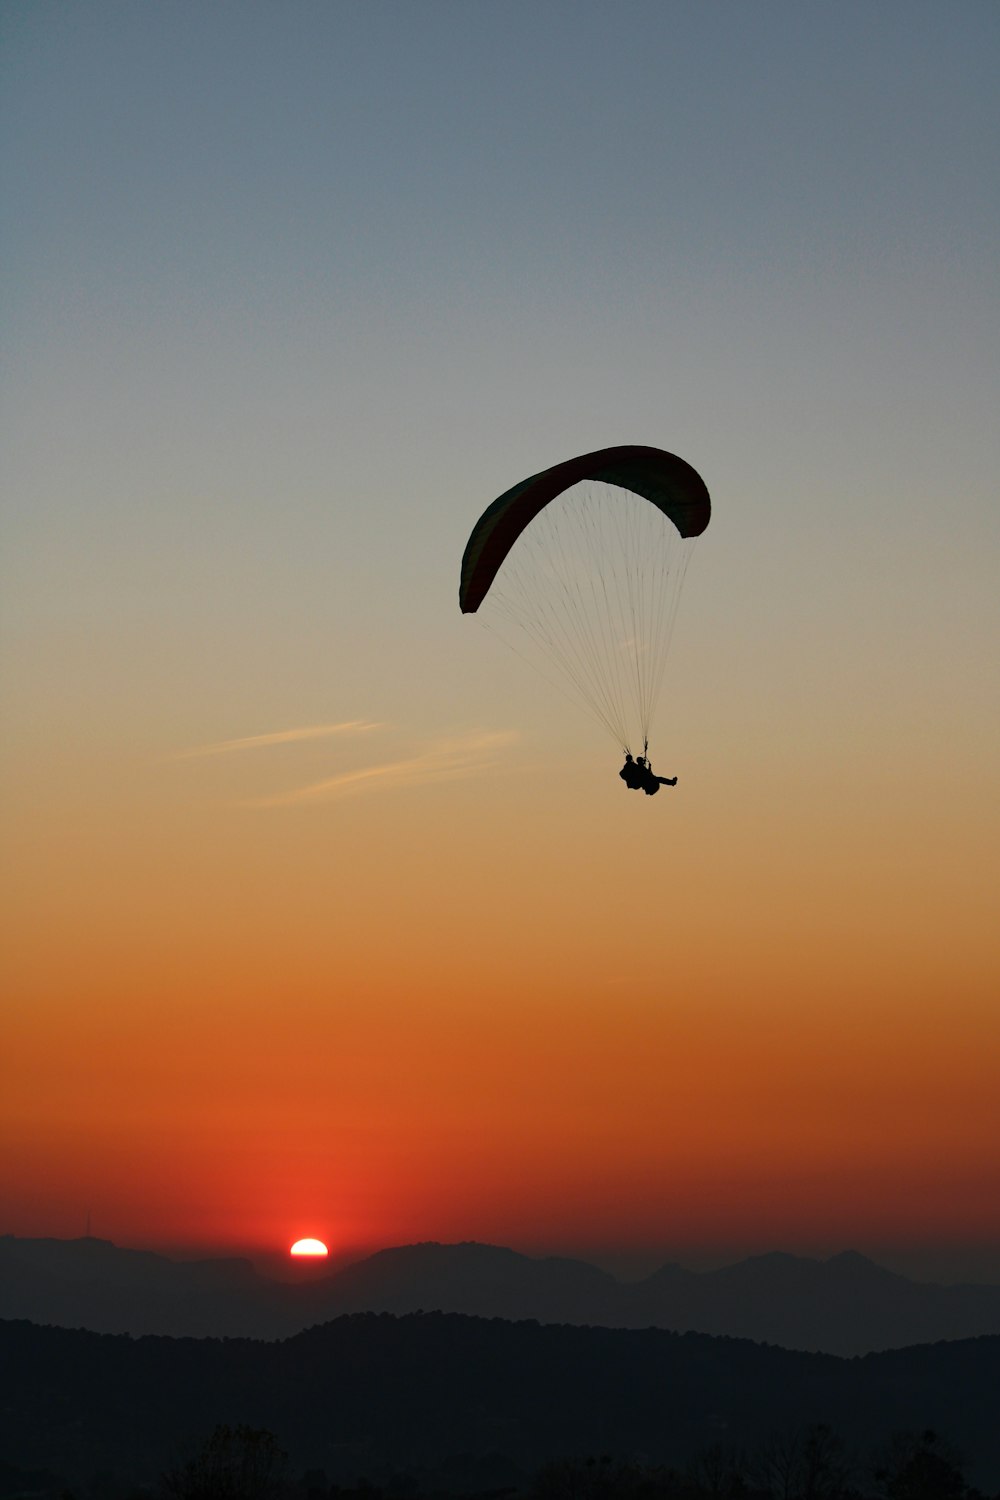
[{"xmin": 3, "ymin": 1233, "xmax": 1000, "ymax": 1354}]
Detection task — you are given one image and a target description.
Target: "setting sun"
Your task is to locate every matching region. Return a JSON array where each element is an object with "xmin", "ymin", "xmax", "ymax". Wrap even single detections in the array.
[{"xmin": 290, "ymin": 1238, "xmax": 328, "ymax": 1258}]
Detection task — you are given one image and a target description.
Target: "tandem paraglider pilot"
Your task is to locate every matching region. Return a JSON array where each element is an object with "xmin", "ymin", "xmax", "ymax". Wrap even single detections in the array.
[{"xmin": 620, "ymin": 753, "xmax": 677, "ymax": 797}]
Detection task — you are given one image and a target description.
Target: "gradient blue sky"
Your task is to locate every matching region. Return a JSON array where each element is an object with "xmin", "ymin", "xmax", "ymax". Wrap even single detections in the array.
[
  {"xmin": 3, "ymin": 2, "xmax": 999, "ymax": 1280},
  {"xmin": 5, "ymin": 1, "xmax": 997, "ymax": 739}
]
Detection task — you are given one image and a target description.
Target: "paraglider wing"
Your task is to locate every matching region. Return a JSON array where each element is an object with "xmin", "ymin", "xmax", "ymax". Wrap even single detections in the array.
[{"xmin": 459, "ymin": 444, "xmax": 710, "ymax": 614}]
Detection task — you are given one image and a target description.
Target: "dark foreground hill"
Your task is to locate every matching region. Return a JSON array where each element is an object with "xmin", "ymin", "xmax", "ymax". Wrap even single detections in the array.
[
  {"xmin": 2, "ymin": 1314, "xmax": 999, "ymax": 1493},
  {"xmin": 4, "ymin": 1235, "xmax": 1000, "ymax": 1354}
]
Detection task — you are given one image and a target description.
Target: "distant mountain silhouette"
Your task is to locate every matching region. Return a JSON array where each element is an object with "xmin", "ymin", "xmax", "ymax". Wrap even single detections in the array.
[
  {"xmin": 2, "ymin": 1313, "xmax": 999, "ymax": 1493},
  {"xmin": 3, "ymin": 1234, "xmax": 1000, "ymax": 1354},
  {"xmin": 0, "ymin": 1233, "xmax": 285, "ymax": 1339},
  {"xmin": 326, "ymin": 1241, "xmax": 622, "ymax": 1322}
]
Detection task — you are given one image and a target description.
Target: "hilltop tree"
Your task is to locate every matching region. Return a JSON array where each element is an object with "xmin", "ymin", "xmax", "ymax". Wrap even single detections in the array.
[
  {"xmin": 161, "ymin": 1423, "xmax": 288, "ymax": 1500},
  {"xmin": 749, "ymin": 1424, "xmax": 853, "ymax": 1499},
  {"xmin": 687, "ymin": 1441, "xmax": 751, "ymax": 1498},
  {"xmin": 873, "ymin": 1430, "xmax": 969, "ymax": 1500}
]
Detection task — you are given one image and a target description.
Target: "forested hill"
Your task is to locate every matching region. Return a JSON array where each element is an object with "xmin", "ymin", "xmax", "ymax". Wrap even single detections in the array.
[{"xmin": 2, "ymin": 1313, "xmax": 999, "ymax": 1493}]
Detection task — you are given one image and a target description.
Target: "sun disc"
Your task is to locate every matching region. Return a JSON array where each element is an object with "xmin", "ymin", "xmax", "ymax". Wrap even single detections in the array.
[{"xmin": 290, "ymin": 1237, "xmax": 328, "ymax": 1257}]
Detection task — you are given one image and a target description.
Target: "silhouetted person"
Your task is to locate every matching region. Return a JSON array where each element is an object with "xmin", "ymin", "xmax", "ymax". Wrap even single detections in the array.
[
  {"xmin": 638, "ymin": 756, "xmax": 677, "ymax": 795},
  {"xmin": 620, "ymin": 755, "xmax": 677, "ymax": 795},
  {"xmin": 641, "ymin": 766, "xmax": 677, "ymax": 794},
  {"xmin": 619, "ymin": 754, "xmax": 644, "ymax": 790}
]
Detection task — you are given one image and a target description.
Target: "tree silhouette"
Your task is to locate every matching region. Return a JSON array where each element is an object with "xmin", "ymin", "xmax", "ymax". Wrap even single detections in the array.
[
  {"xmin": 873, "ymin": 1430, "xmax": 969, "ymax": 1500},
  {"xmin": 161, "ymin": 1423, "xmax": 288, "ymax": 1500},
  {"xmin": 749, "ymin": 1425, "xmax": 853, "ymax": 1500},
  {"xmin": 687, "ymin": 1441, "xmax": 750, "ymax": 1499},
  {"xmin": 531, "ymin": 1454, "xmax": 700, "ymax": 1500}
]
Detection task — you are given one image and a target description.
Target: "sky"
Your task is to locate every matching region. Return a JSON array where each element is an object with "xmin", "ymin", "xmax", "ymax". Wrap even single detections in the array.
[{"xmin": 2, "ymin": 0, "xmax": 998, "ymax": 1284}]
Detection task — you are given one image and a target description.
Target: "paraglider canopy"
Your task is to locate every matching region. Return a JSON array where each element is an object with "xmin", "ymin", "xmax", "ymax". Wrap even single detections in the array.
[
  {"xmin": 459, "ymin": 443, "xmax": 710, "ymax": 758},
  {"xmin": 460, "ymin": 444, "xmax": 710, "ymax": 615}
]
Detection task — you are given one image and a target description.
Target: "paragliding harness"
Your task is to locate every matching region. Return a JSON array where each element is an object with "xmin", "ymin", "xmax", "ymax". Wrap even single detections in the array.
[{"xmin": 620, "ymin": 741, "xmax": 677, "ymax": 797}]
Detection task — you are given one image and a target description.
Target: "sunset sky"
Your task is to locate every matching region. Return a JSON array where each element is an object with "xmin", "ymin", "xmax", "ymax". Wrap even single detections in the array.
[{"xmin": 2, "ymin": 1, "xmax": 998, "ymax": 1283}]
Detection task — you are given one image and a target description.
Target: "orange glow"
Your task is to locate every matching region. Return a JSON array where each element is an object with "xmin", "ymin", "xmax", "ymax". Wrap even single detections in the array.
[
  {"xmin": 1, "ymin": 645, "xmax": 998, "ymax": 1267},
  {"xmin": 290, "ymin": 1238, "xmax": 328, "ymax": 1257}
]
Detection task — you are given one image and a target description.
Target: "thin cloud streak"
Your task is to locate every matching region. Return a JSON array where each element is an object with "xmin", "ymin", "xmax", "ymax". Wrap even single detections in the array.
[
  {"xmin": 178, "ymin": 722, "xmax": 382, "ymax": 758},
  {"xmin": 247, "ymin": 730, "xmax": 518, "ymax": 806}
]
